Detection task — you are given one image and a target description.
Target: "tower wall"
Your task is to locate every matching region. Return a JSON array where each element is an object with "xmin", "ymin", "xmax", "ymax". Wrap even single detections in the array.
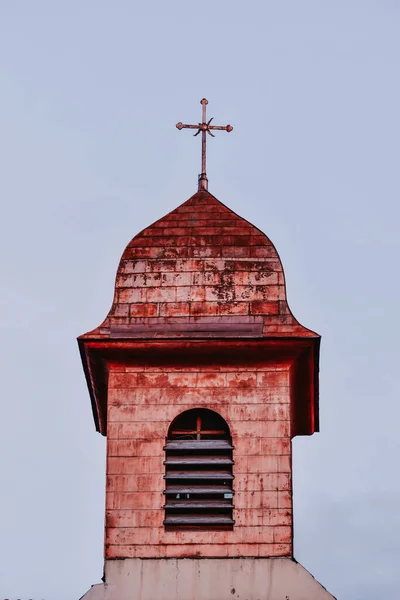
[{"xmin": 105, "ymin": 359, "xmax": 292, "ymax": 559}]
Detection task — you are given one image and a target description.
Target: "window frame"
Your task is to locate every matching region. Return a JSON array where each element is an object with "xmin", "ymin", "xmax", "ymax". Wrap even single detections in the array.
[{"xmin": 163, "ymin": 408, "xmax": 235, "ymax": 531}]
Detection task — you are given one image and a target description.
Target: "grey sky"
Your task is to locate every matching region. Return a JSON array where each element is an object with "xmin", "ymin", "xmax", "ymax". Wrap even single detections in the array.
[{"xmin": 0, "ymin": 2, "xmax": 399, "ymax": 599}]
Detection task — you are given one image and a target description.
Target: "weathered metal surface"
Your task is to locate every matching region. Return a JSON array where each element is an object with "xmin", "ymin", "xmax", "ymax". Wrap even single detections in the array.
[
  {"xmin": 79, "ymin": 190, "xmax": 319, "ymax": 346},
  {"xmin": 110, "ymin": 318, "xmax": 264, "ymax": 338},
  {"xmin": 102, "ymin": 359, "xmax": 294, "ymax": 557},
  {"xmin": 80, "ymin": 338, "xmax": 319, "ymax": 438},
  {"xmin": 176, "ymin": 98, "xmax": 233, "ymax": 191}
]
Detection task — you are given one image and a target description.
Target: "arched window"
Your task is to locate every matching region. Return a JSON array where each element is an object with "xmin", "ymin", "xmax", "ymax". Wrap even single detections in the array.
[{"xmin": 163, "ymin": 408, "xmax": 234, "ymax": 530}]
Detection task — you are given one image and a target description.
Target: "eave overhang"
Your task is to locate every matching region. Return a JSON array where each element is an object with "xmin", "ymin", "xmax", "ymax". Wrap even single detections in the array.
[{"xmin": 78, "ymin": 336, "xmax": 320, "ymax": 438}]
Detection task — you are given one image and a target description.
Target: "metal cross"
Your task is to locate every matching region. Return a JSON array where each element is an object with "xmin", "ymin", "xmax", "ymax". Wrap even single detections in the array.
[{"xmin": 176, "ymin": 98, "xmax": 233, "ymax": 191}]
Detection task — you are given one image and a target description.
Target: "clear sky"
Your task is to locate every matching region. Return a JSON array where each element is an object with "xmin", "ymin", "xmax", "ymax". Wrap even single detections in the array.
[{"xmin": 0, "ymin": 2, "xmax": 399, "ymax": 599}]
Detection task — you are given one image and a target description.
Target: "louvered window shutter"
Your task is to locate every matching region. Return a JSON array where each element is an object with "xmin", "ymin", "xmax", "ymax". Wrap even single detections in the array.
[{"xmin": 163, "ymin": 409, "xmax": 234, "ymax": 530}]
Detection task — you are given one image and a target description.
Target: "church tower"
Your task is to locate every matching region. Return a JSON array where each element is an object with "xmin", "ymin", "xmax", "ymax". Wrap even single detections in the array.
[{"xmin": 79, "ymin": 100, "xmax": 335, "ymax": 600}]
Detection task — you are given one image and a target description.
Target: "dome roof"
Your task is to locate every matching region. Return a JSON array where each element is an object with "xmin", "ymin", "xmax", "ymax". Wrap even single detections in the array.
[{"xmin": 81, "ymin": 190, "xmax": 317, "ymax": 339}]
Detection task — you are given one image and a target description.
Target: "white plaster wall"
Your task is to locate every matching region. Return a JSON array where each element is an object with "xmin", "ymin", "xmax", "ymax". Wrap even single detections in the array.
[{"xmin": 79, "ymin": 558, "xmax": 336, "ymax": 600}]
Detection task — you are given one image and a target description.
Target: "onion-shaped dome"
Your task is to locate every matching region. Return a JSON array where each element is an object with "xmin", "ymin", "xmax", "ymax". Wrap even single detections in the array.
[{"xmin": 80, "ymin": 190, "xmax": 317, "ymax": 340}]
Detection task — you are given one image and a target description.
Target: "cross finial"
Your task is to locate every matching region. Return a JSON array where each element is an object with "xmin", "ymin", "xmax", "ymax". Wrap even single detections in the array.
[{"xmin": 176, "ymin": 98, "xmax": 233, "ymax": 191}]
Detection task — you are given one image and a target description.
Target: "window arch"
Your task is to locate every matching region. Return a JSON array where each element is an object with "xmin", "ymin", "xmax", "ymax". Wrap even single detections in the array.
[{"xmin": 163, "ymin": 408, "xmax": 234, "ymax": 530}]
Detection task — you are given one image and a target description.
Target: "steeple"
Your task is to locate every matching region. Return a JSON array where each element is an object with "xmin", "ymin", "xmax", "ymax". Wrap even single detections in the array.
[
  {"xmin": 176, "ymin": 98, "xmax": 233, "ymax": 191},
  {"xmin": 78, "ymin": 102, "xmax": 336, "ymax": 600}
]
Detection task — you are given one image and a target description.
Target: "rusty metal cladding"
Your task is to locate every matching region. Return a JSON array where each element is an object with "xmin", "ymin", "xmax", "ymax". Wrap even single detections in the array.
[{"xmin": 176, "ymin": 98, "xmax": 233, "ymax": 190}]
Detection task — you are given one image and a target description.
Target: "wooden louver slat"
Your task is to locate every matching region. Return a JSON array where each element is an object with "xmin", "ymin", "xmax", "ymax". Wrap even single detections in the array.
[
  {"xmin": 164, "ymin": 440, "xmax": 234, "ymax": 451},
  {"xmin": 165, "ymin": 515, "xmax": 235, "ymax": 526},
  {"xmin": 164, "ymin": 485, "xmax": 234, "ymax": 495},
  {"xmin": 165, "ymin": 470, "xmax": 234, "ymax": 479},
  {"xmin": 164, "ymin": 455, "xmax": 233, "ymax": 466},
  {"xmin": 165, "ymin": 500, "xmax": 234, "ymax": 510}
]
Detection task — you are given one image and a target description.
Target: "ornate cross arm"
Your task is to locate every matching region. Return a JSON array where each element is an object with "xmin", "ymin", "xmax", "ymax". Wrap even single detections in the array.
[
  {"xmin": 176, "ymin": 120, "xmax": 233, "ymax": 136},
  {"xmin": 176, "ymin": 98, "xmax": 233, "ymax": 191}
]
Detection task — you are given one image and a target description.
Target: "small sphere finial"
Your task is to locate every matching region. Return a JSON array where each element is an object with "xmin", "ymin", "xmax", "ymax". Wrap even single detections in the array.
[{"xmin": 200, "ymin": 98, "xmax": 208, "ymax": 105}]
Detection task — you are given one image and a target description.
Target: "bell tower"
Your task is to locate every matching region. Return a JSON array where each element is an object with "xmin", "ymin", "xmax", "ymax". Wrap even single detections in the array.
[{"xmin": 78, "ymin": 101, "xmax": 336, "ymax": 600}]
